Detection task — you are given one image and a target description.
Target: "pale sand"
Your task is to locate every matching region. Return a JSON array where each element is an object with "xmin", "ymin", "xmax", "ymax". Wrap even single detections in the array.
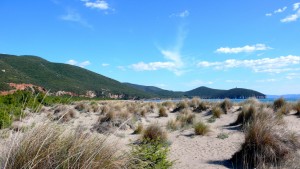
[{"xmin": 1, "ymin": 103, "xmax": 299, "ymax": 169}]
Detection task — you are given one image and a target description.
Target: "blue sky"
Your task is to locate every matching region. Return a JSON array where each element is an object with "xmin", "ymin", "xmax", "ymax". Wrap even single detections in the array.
[{"xmin": 1, "ymin": 0, "xmax": 300, "ymax": 95}]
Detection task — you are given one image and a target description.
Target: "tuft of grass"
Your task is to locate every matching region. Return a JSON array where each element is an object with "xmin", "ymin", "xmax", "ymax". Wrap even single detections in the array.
[
  {"xmin": 158, "ymin": 107, "xmax": 168, "ymax": 117},
  {"xmin": 166, "ymin": 119, "xmax": 181, "ymax": 131},
  {"xmin": 293, "ymin": 101, "xmax": 300, "ymax": 115},
  {"xmin": 189, "ymin": 97, "xmax": 201, "ymax": 109},
  {"xmin": 143, "ymin": 124, "xmax": 167, "ymax": 142},
  {"xmin": 193, "ymin": 101, "xmax": 208, "ymax": 113},
  {"xmin": 217, "ymin": 133, "xmax": 229, "ymax": 139},
  {"xmin": 172, "ymin": 100, "xmax": 189, "ymax": 112},
  {"xmin": 273, "ymin": 97, "xmax": 286, "ymax": 111},
  {"xmin": 207, "ymin": 116, "xmax": 216, "ymax": 123},
  {"xmin": 276, "ymin": 104, "xmax": 291, "ymax": 116},
  {"xmin": 176, "ymin": 112, "xmax": 195, "ymax": 128},
  {"xmin": 231, "ymin": 105, "xmax": 256, "ymax": 127},
  {"xmin": 2, "ymin": 124, "xmax": 129, "ymax": 169},
  {"xmin": 133, "ymin": 123, "xmax": 144, "ymax": 134},
  {"xmin": 74, "ymin": 102, "xmax": 88, "ymax": 112},
  {"xmin": 231, "ymin": 111, "xmax": 300, "ymax": 168},
  {"xmin": 212, "ymin": 106, "xmax": 224, "ymax": 118},
  {"xmin": 220, "ymin": 98, "xmax": 232, "ymax": 114},
  {"xmin": 194, "ymin": 121, "xmax": 210, "ymax": 136}
]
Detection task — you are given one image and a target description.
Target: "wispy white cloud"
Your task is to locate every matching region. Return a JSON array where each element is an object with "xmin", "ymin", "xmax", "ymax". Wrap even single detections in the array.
[
  {"xmin": 130, "ymin": 27, "xmax": 187, "ymax": 76},
  {"xmin": 117, "ymin": 66, "xmax": 126, "ymax": 71},
  {"xmin": 81, "ymin": 0, "xmax": 109, "ymax": 10},
  {"xmin": 281, "ymin": 9, "xmax": 300, "ymax": 22},
  {"xmin": 266, "ymin": 13, "xmax": 272, "ymax": 17},
  {"xmin": 280, "ymin": 2, "xmax": 300, "ymax": 23},
  {"xmin": 170, "ymin": 10, "xmax": 190, "ymax": 18},
  {"xmin": 256, "ymin": 79, "xmax": 277, "ymax": 83},
  {"xmin": 101, "ymin": 63, "xmax": 110, "ymax": 67},
  {"xmin": 66, "ymin": 60, "xmax": 91, "ymax": 68},
  {"xmin": 274, "ymin": 6, "xmax": 287, "ymax": 13},
  {"xmin": 215, "ymin": 44, "xmax": 271, "ymax": 54},
  {"xmin": 60, "ymin": 9, "xmax": 93, "ymax": 28},
  {"xmin": 286, "ymin": 73, "xmax": 300, "ymax": 79},
  {"xmin": 293, "ymin": 2, "xmax": 300, "ymax": 11},
  {"xmin": 198, "ymin": 55, "xmax": 300, "ymax": 73}
]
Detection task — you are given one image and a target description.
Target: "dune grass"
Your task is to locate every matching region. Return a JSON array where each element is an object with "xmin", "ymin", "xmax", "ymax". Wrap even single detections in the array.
[
  {"xmin": 231, "ymin": 110, "xmax": 300, "ymax": 168},
  {"xmin": 1, "ymin": 124, "xmax": 129, "ymax": 169},
  {"xmin": 194, "ymin": 121, "xmax": 210, "ymax": 136}
]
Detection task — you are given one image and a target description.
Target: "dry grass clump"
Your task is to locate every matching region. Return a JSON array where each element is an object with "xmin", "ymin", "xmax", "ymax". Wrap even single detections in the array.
[
  {"xmin": 176, "ymin": 112, "xmax": 195, "ymax": 128},
  {"xmin": 1, "ymin": 124, "xmax": 129, "ymax": 169},
  {"xmin": 51, "ymin": 105, "xmax": 78, "ymax": 122},
  {"xmin": 211, "ymin": 106, "xmax": 224, "ymax": 118},
  {"xmin": 293, "ymin": 101, "xmax": 300, "ymax": 115},
  {"xmin": 173, "ymin": 100, "xmax": 189, "ymax": 112},
  {"xmin": 231, "ymin": 110, "xmax": 300, "ymax": 169},
  {"xmin": 276, "ymin": 104, "xmax": 291, "ymax": 116},
  {"xmin": 231, "ymin": 105, "xmax": 257, "ymax": 127},
  {"xmin": 100, "ymin": 105, "xmax": 110, "ymax": 115},
  {"xmin": 158, "ymin": 107, "xmax": 168, "ymax": 117},
  {"xmin": 142, "ymin": 124, "xmax": 167, "ymax": 142},
  {"xmin": 74, "ymin": 102, "xmax": 89, "ymax": 112},
  {"xmin": 240, "ymin": 97, "xmax": 260, "ymax": 106},
  {"xmin": 219, "ymin": 98, "xmax": 232, "ymax": 114},
  {"xmin": 166, "ymin": 119, "xmax": 181, "ymax": 131},
  {"xmin": 162, "ymin": 101, "xmax": 175, "ymax": 111},
  {"xmin": 273, "ymin": 97, "xmax": 286, "ymax": 110},
  {"xmin": 194, "ymin": 121, "xmax": 210, "ymax": 136},
  {"xmin": 133, "ymin": 123, "xmax": 144, "ymax": 134},
  {"xmin": 189, "ymin": 97, "xmax": 201, "ymax": 109}
]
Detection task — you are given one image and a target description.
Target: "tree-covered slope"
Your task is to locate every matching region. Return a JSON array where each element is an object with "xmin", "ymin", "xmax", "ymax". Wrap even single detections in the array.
[{"xmin": 0, "ymin": 54, "xmax": 153, "ymax": 99}]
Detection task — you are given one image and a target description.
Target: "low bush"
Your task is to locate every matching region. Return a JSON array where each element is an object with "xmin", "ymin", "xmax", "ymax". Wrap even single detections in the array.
[
  {"xmin": 212, "ymin": 106, "xmax": 224, "ymax": 118},
  {"xmin": 158, "ymin": 107, "xmax": 168, "ymax": 117},
  {"xmin": 273, "ymin": 97, "xmax": 286, "ymax": 110},
  {"xmin": 133, "ymin": 123, "xmax": 144, "ymax": 134},
  {"xmin": 129, "ymin": 139, "xmax": 173, "ymax": 169},
  {"xmin": 194, "ymin": 121, "xmax": 210, "ymax": 136},
  {"xmin": 231, "ymin": 111, "xmax": 300, "ymax": 168},
  {"xmin": 143, "ymin": 124, "xmax": 167, "ymax": 142},
  {"xmin": 220, "ymin": 98, "xmax": 232, "ymax": 114}
]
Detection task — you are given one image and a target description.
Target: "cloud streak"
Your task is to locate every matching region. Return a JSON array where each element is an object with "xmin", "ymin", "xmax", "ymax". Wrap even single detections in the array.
[
  {"xmin": 170, "ymin": 10, "xmax": 190, "ymax": 18},
  {"xmin": 131, "ymin": 27, "xmax": 187, "ymax": 76},
  {"xmin": 215, "ymin": 44, "xmax": 271, "ymax": 54},
  {"xmin": 60, "ymin": 9, "xmax": 93, "ymax": 28},
  {"xmin": 198, "ymin": 55, "xmax": 300, "ymax": 73},
  {"xmin": 81, "ymin": 0, "xmax": 110, "ymax": 10},
  {"xmin": 66, "ymin": 60, "xmax": 91, "ymax": 68}
]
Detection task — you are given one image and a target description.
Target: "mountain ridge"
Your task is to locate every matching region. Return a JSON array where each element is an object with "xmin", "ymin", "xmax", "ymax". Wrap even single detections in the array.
[{"xmin": 0, "ymin": 53, "xmax": 266, "ymax": 99}]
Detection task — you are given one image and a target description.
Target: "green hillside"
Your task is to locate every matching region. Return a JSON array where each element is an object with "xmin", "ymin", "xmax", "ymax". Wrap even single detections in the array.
[
  {"xmin": 123, "ymin": 83, "xmax": 184, "ymax": 98},
  {"xmin": 0, "ymin": 54, "xmax": 153, "ymax": 99},
  {"xmin": 185, "ymin": 86, "xmax": 265, "ymax": 99}
]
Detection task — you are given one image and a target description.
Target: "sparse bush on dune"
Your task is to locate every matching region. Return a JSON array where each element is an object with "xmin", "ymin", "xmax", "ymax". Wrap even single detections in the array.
[
  {"xmin": 142, "ymin": 123, "xmax": 167, "ymax": 142},
  {"xmin": 176, "ymin": 112, "xmax": 195, "ymax": 128},
  {"xmin": 74, "ymin": 102, "xmax": 88, "ymax": 112},
  {"xmin": 240, "ymin": 97, "xmax": 260, "ymax": 106},
  {"xmin": 1, "ymin": 124, "xmax": 129, "ymax": 169},
  {"xmin": 158, "ymin": 107, "xmax": 168, "ymax": 117},
  {"xmin": 231, "ymin": 105, "xmax": 257, "ymax": 127},
  {"xmin": 139, "ymin": 108, "xmax": 147, "ymax": 117},
  {"xmin": 231, "ymin": 110, "xmax": 300, "ymax": 169},
  {"xmin": 220, "ymin": 98, "xmax": 232, "ymax": 114},
  {"xmin": 51, "ymin": 105, "xmax": 78, "ymax": 122},
  {"xmin": 194, "ymin": 121, "xmax": 210, "ymax": 136},
  {"xmin": 193, "ymin": 101, "xmax": 208, "ymax": 113},
  {"xmin": 133, "ymin": 123, "xmax": 144, "ymax": 134},
  {"xmin": 276, "ymin": 104, "xmax": 291, "ymax": 116},
  {"xmin": 162, "ymin": 101, "xmax": 175, "ymax": 111},
  {"xmin": 211, "ymin": 106, "xmax": 224, "ymax": 118},
  {"xmin": 189, "ymin": 97, "xmax": 201, "ymax": 109},
  {"xmin": 100, "ymin": 105, "xmax": 110, "ymax": 115},
  {"xmin": 172, "ymin": 100, "xmax": 189, "ymax": 112},
  {"xmin": 273, "ymin": 97, "xmax": 286, "ymax": 111},
  {"xmin": 293, "ymin": 101, "xmax": 300, "ymax": 115},
  {"xmin": 166, "ymin": 119, "xmax": 181, "ymax": 131}
]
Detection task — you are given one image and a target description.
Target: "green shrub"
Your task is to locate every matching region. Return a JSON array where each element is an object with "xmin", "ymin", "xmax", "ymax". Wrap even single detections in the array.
[
  {"xmin": 217, "ymin": 133, "xmax": 229, "ymax": 139},
  {"xmin": 194, "ymin": 121, "xmax": 210, "ymax": 135},
  {"xmin": 129, "ymin": 139, "xmax": 173, "ymax": 169}
]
